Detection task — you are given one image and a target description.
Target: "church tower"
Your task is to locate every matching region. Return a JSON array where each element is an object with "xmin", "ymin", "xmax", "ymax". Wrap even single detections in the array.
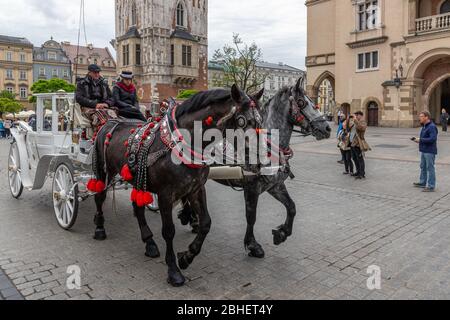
[{"xmin": 114, "ymin": 0, "xmax": 208, "ymax": 105}]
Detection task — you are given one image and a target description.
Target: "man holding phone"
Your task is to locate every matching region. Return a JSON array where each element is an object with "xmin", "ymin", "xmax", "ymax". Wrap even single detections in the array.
[{"xmin": 413, "ymin": 111, "xmax": 438, "ymax": 192}]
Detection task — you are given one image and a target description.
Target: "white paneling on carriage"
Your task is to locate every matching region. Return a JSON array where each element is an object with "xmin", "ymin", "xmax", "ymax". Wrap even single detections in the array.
[{"xmin": 7, "ymin": 91, "xmax": 159, "ymax": 231}]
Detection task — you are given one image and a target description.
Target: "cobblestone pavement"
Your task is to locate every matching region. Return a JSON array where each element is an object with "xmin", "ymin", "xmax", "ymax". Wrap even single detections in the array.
[{"xmin": 0, "ymin": 127, "xmax": 449, "ymax": 300}]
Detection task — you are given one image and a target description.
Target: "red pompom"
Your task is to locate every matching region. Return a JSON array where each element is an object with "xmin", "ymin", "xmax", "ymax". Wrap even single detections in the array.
[
  {"xmin": 124, "ymin": 141, "xmax": 129, "ymax": 147},
  {"xmin": 204, "ymin": 116, "xmax": 214, "ymax": 126},
  {"xmin": 136, "ymin": 191, "xmax": 146, "ymax": 207},
  {"xmin": 87, "ymin": 179, "xmax": 98, "ymax": 192},
  {"xmin": 143, "ymin": 192, "xmax": 154, "ymax": 206},
  {"xmin": 137, "ymin": 125, "xmax": 143, "ymax": 129},
  {"xmin": 95, "ymin": 181, "xmax": 106, "ymax": 193},
  {"xmin": 130, "ymin": 188, "xmax": 138, "ymax": 202},
  {"xmin": 104, "ymin": 141, "xmax": 110, "ymax": 146},
  {"xmin": 130, "ymin": 129, "xmax": 136, "ymax": 134},
  {"xmin": 142, "ymin": 134, "xmax": 148, "ymax": 140},
  {"xmin": 149, "ymin": 123, "xmax": 155, "ymax": 129},
  {"xmin": 120, "ymin": 164, "xmax": 133, "ymax": 182},
  {"xmin": 155, "ymin": 117, "xmax": 161, "ymax": 123},
  {"xmin": 106, "ymin": 133, "xmax": 112, "ymax": 139}
]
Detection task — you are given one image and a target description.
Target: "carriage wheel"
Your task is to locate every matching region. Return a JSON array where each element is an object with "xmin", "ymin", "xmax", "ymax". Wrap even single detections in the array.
[
  {"xmin": 8, "ymin": 141, "xmax": 23, "ymax": 199},
  {"xmin": 147, "ymin": 193, "xmax": 159, "ymax": 212},
  {"xmin": 52, "ymin": 163, "xmax": 79, "ymax": 230}
]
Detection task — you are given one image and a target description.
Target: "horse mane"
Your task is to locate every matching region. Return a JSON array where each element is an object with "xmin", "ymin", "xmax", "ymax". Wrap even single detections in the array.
[
  {"xmin": 175, "ymin": 89, "xmax": 232, "ymax": 119},
  {"xmin": 262, "ymin": 86, "xmax": 291, "ymax": 113}
]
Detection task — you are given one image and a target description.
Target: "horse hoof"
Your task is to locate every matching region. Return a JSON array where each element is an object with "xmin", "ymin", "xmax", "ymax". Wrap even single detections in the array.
[
  {"xmin": 145, "ymin": 242, "xmax": 161, "ymax": 259},
  {"xmin": 248, "ymin": 247, "xmax": 265, "ymax": 259},
  {"xmin": 93, "ymin": 229, "xmax": 107, "ymax": 241},
  {"xmin": 177, "ymin": 252, "xmax": 191, "ymax": 270},
  {"xmin": 272, "ymin": 228, "xmax": 287, "ymax": 246},
  {"xmin": 167, "ymin": 272, "xmax": 186, "ymax": 287}
]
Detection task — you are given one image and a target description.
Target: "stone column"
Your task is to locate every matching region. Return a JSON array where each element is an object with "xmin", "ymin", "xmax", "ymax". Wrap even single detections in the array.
[{"xmin": 408, "ymin": 0, "xmax": 418, "ymax": 34}]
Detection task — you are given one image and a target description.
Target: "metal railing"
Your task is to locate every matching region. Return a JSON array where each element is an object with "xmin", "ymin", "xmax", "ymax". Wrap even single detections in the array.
[{"xmin": 416, "ymin": 12, "xmax": 450, "ymax": 33}]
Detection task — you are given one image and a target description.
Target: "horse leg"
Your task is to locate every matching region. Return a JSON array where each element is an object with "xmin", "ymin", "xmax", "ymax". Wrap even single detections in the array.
[
  {"xmin": 177, "ymin": 197, "xmax": 199, "ymax": 234},
  {"xmin": 93, "ymin": 190, "xmax": 108, "ymax": 241},
  {"xmin": 268, "ymin": 182, "xmax": 297, "ymax": 246},
  {"xmin": 133, "ymin": 203, "xmax": 160, "ymax": 258},
  {"xmin": 244, "ymin": 187, "xmax": 265, "ymax": 259},
  {"xmin": 177, "ymin": 186, "xmax": 211, "ymax": 270},
  {"xmin": 159, "ymin": 197, "xmax": 186, "ymax": 287}
]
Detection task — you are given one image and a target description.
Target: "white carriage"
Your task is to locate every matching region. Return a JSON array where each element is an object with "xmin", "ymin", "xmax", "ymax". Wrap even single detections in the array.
[{"xmin": 7, "ymin": 91, "xmax": 158, "ymax": 231}]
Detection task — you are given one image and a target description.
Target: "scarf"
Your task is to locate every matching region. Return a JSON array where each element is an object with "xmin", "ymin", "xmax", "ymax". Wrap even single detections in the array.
[{"xmin": 117, "ymin": 81, "xmax": 136, "ymax": 93}]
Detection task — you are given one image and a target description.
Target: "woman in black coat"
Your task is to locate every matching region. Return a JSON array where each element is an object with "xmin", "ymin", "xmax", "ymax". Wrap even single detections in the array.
[{"xmin": 112, "ymin": 71, "xmax": 147, "ymax": 122}]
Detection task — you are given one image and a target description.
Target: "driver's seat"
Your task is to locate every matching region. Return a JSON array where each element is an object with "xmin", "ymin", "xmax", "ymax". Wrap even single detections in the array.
[{"xmin": 73, "ymin": 102, "xmax": 94, "ymax": 139}]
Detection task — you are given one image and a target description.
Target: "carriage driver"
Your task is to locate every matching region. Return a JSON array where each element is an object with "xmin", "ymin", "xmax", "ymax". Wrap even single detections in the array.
[{"xmin": 75, "ymin": 64, "xmax": 117, "ymax": 127}]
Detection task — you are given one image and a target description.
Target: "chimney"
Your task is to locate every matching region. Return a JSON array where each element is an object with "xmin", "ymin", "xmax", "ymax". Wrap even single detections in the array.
[{"xmin": 87, "ymin": 43, "xmax": 94, "ymax": 50}]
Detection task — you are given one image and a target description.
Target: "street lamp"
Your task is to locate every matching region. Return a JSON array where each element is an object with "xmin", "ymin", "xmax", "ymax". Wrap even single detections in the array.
[{"xmin": 395, "ymin": 69, "xmax": 402, "ymax": 127}]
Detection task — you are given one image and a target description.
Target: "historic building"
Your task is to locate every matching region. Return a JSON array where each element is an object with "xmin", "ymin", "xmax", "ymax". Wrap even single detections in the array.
[
  {"xmin": 61, "ymin": 42, "xmax": 117, "ymax": 86},
  {"xmin": 306, "ymin": 0, "xmax": 450, "ymax": 127},
  {"xmin": 208, "ymin": 61, "xmax": 306, "ymax": 100},
  {"xmin": 33, "ymin": 38, "xmax": 72, "ymax": 83},
  {"xmin": 0, "ymin": 35, "xmax": 33, "ymax": 109},
  {"xmin": 114, "ymin": 0, "xmax": 208, "ymax": 105}
]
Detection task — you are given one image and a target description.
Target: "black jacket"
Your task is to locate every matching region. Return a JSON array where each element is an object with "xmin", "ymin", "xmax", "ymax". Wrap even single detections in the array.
[
  {"xmin": 112, "ymin": 83, "xmax": 139, "ymax": 110},
  {"xmin": 75, "ymin": 76, "xmax": 113, "ymax": 109}
]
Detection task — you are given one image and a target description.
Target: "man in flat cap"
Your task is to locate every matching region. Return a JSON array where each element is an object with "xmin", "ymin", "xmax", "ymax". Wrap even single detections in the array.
[
  {"xmin": 76, "ymin": 64, "xmax": 117, "ymax": 127},
  {"xmin": 112, "ymin": 71, "xmax": 147, "ymax": 121}
]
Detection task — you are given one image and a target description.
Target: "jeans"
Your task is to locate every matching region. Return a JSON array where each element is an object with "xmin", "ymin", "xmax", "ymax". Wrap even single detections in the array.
[
  {"xmin": 351, "ymin": 147, "xmax": 365, "ymax": 177},
  {"xmin": 420, "ymin": 153, "xmax": 436, "ymax": 189}
]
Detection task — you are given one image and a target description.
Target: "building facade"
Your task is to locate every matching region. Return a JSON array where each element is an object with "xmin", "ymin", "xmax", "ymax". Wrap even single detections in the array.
[
  {"xmin": 0, "ymin": 35, "xmax": 33, "ymax": 109},
  {"xmin": 306, "ymin": 0, "xmax": 450, "ymax": 127},
  {"xmin": 61, "ymin": 42, "xmax": 117, "ymax": 86},
  {"xmin": 208, "ymin": 61, "xmax": 306, "ymax": 100},
  {"xmin": 33, "ymin": 38, "xmax": 72, "ymax": 83},
  {"xmin": 114, "ymin": 0, "xmax": 208, "ymax": 105}
]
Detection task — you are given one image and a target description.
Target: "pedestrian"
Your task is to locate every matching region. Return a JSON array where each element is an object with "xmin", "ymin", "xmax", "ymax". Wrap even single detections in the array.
[
  {"xmin": 440, "ymin": 108, "xmax": 449, "ymax": 132},
  {"xmin": 0, "ymin": 119, "xmax": 5, "ymax": 139},
  {"xmin": 413, "ymin": 111, "xmax": 438, "ymax": 192},
  {"xmin": 4, "ymin": 118, "xmax": 12, "ymax": 138},
  {"xmin": 337, "ymin": 114, "xmax": 346, "ymax": 164},
  {"xmin": 349, "ymin": 111, "xmax": 371, "ymax": 180},
  {"xmin": 338, "ymin": 118, "xmax": 354, "ymax": 175}
]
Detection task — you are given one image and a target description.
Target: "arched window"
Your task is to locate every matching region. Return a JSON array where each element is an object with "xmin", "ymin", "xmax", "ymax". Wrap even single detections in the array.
[
  {"xmin": 441, "ymin": 0, "xmax": 450, "ymax": 14},
  {"xmin": 177, "ymin": 2, "xmax": 185, "ymax": 27},
  {"xmin": 131, "ymin": 1, "xmax": 137, "ymax": 26}
]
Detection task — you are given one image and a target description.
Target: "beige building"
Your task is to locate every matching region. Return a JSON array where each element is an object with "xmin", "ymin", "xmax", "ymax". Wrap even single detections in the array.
[
  {"xmin": 61, "ymin": 42, "xmax": 117, "ymax": 87},
  {"xmin": 0, "ymin": 35, "xmax": 34, "ymax": 109},
  {"xmin": 306, "ymin": 0, "xmax": 450, "ymax": 127}
]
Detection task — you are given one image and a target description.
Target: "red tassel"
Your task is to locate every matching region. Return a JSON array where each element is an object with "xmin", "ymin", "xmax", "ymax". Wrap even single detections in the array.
[
  {"xmin": 121, "ymin": 165, "xmax": 133, "ymax": 182},
  {"xmin": 106, "ymin": 133, "xmax": 112, "ymax": 139},
  {"xmin": 136, "ymin": 191, "xmax": 145, "ymax": 207},
  {"xmin": 130, "ymin": 188, "xmax": 138, "ymax": 203},
  {"xmin": 124, "ymin": 141, "xmax": 129, "ymax": 147},
  {"xmin": 149, "ymin": 123, "xmax": 155, "ymax": 129},
  {"xmin": 143, "ymin": 192, "xmax": 154, "ymax": 206},
  {"xmin": 95, "ymin": 181, "xmax": 106, "ymax": 193},
  {"xmin": 104, "ymin": 141, "xmax": 110, "ymax": 146},
  {"xmin": 137, "ymin": 125, "xmax": 143, "ymax": 129},
  {"xmin": 87, "ymin": 179, "xmax": 98, "ymax": 192},
  {"xmin": 155, "ymin": 117, "xmax": 161, "ymax": 123},
  {"xmin": 130, "ymin": 129, "xmax": 136, "ymax": 134},
  {"xmin": 204, "ymin": 116, "xmax": 214, "ymax": 126}
]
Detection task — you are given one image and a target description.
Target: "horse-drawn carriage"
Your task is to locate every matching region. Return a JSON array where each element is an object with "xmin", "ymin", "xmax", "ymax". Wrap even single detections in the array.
[{"xmin": 7, "ymin": 91, "xmax": 158, "ymax": 231}]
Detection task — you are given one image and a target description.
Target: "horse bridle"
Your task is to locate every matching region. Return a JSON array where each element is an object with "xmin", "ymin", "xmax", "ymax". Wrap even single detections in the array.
[{"xmin": 289, "ymin": 87, "xmax": 327, "ymax": 129}]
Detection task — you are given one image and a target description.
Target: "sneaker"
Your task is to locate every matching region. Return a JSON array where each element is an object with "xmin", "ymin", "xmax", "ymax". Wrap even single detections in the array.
[
  {"xmin": 337, "ymin": 160, "xmax": 344, "ymax": 164},
  {"xmin": 423, "ymin": 188, "xmax": 435, "ymax": 192},
  {"xmin": 413, "ymin": 183, "xmax": 426, "ymax": 188},
  {"xmin": 343, "ymin": 172, "xmax": 350, "ymax": 175}
]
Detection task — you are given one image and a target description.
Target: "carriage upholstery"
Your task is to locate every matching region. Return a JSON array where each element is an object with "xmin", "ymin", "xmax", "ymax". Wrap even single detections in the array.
[{"xmin": 73, "ymin": 102, "xmax": 94, "ymax": 139}]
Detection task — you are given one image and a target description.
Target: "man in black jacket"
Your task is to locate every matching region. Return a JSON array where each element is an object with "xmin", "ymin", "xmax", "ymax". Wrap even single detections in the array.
[
  {"xmin": 112, "ymin": 71, "xmax": 146, "ymax": 121},
  {"xmin": 76, "ymin": 64, "xmax": 113, "ymax": 109}
]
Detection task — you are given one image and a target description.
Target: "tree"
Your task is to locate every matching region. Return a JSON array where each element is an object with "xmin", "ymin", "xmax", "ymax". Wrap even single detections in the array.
[
  {"xmin": 29, "ymin": 78, "xmax": 76, "ymax": 103},
  {"xmin": 0, "ymin": 97, "xmax": 22, "ymax": 117},
  {"xmin": 212, "ymin": 33, "xmax": 268, "ymax": 93},
  {"xmin": 177, "ymin": 89, "xmax": 199, "ymax": 100},
  {"xmin": 0, "ymin": 90, "xmax": 16, "ymax": 100}
]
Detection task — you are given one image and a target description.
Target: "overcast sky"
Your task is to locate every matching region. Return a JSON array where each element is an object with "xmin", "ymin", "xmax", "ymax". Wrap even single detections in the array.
[{"xmin": 0, "ymin": 0, "xmax": 307, "ymax": 69}]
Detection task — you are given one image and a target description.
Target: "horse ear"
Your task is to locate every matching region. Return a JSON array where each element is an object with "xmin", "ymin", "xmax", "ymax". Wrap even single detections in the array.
[
  {"xmin": 296, "ymin": 77, "xmax": 305, "ymax": 92},
  {"xmin": 231, "ymin": 84, "xmax": 242, "ymax": 104},
  {"xmin": 252, "ymin": 88, "xmax": 265, "ymax": 101}
]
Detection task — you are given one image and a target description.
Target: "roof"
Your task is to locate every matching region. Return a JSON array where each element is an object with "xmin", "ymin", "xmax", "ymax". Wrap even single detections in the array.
[
  {"xmin": 256, "ymin": 61, "xmax": 304, "ymax": 73},
  {"xmin": 61, "ymin": 43, "xmax": 116, "ymax": 68},
  {"xmin": 208, "ymin": 61, "xmax": 304, "ymax": 73},
  {"xmin": 170, "ymin": 28, "xmax": 197, "ymax": 42},
  {"xmin": 0, "ymin": 35, "xmax": 33, "ymax": 47},
  {"xmin": 117, "ymin": 26, "xmax": 141, "ymax": 41}
]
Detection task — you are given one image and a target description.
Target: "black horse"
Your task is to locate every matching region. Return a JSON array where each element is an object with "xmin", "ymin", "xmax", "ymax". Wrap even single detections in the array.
[
  {"xmin": 179, "ymin": 78, "xmax": 331, "ymax": 258},
  {"xmin": 92, "ymin": 85, "xmax": 263, "ymax": 287}
]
